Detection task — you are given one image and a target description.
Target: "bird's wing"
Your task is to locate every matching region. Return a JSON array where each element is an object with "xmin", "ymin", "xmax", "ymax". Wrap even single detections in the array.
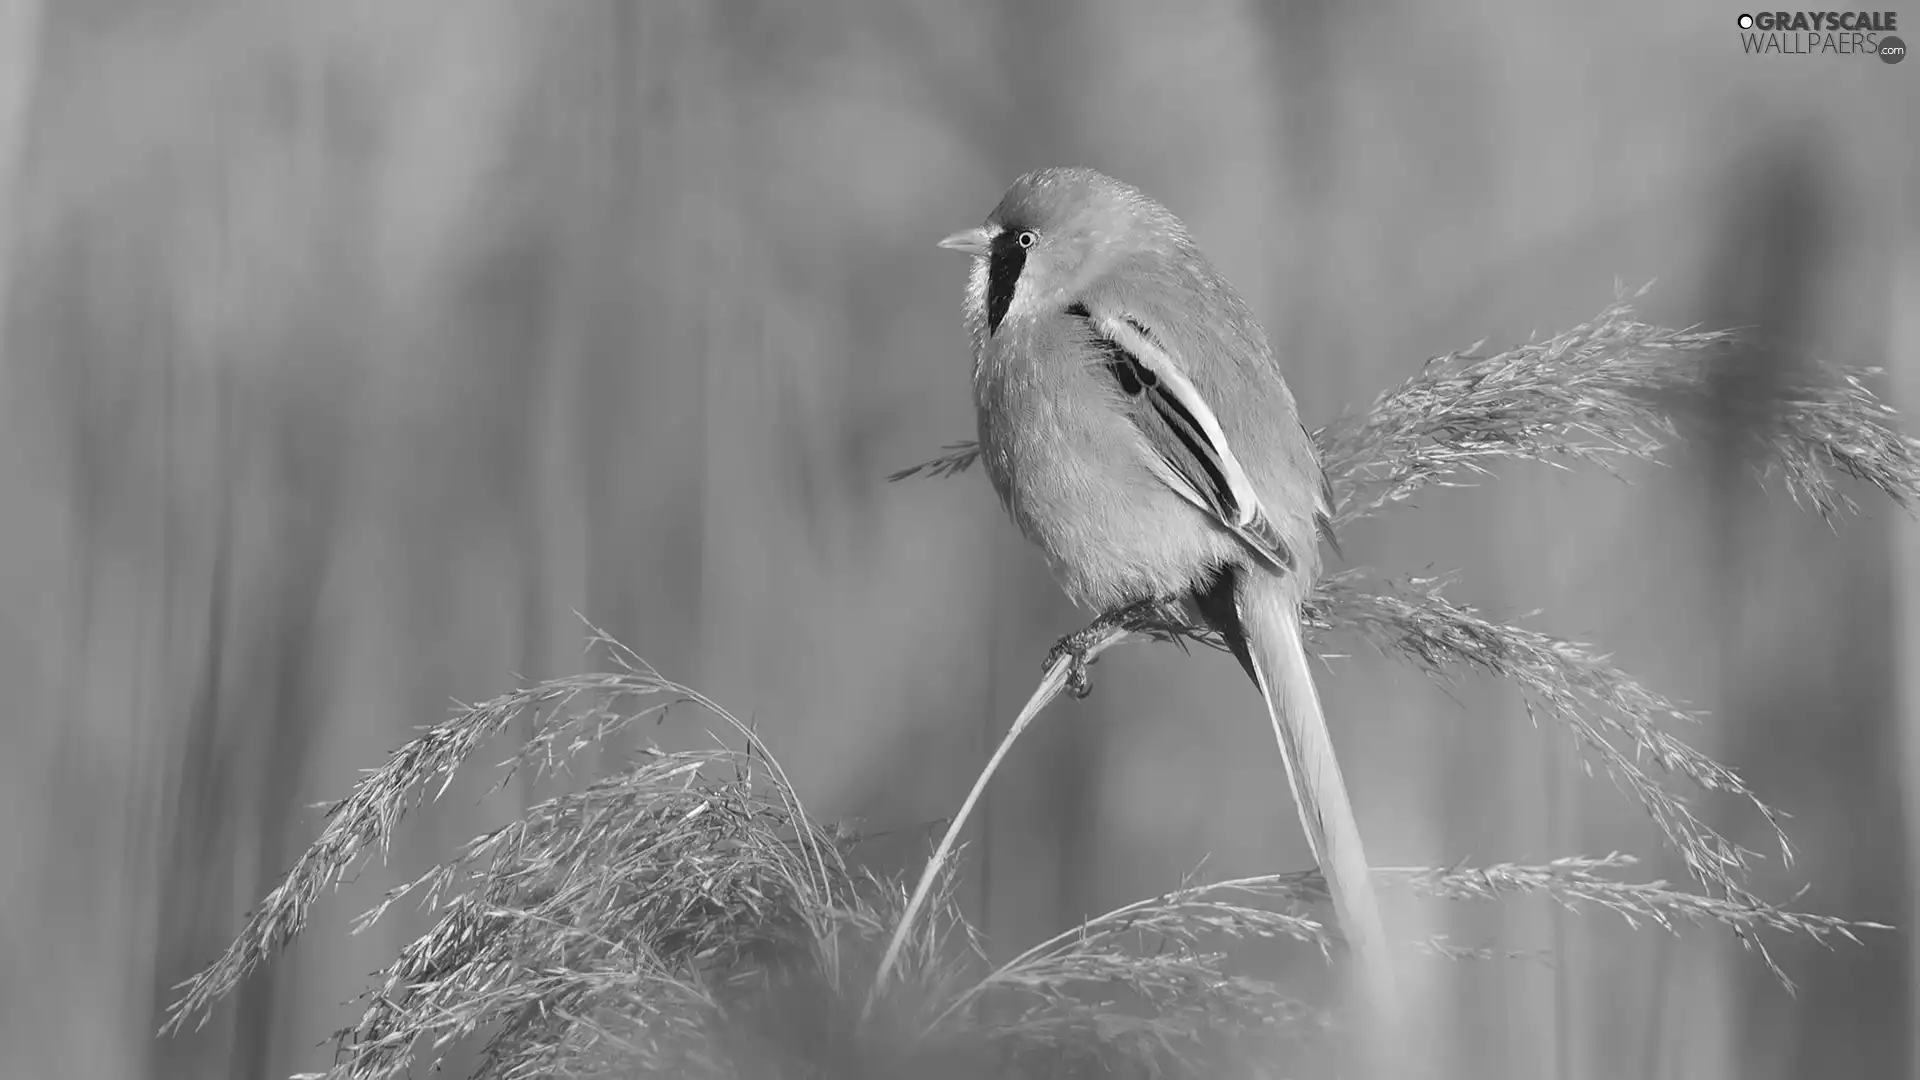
[{"xmin": 1067, "ymin": 302, "xmax": 1295, "ymax": 573}]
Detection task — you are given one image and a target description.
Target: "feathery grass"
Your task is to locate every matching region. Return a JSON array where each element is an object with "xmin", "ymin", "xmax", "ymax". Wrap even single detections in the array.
[
  {"xmin": 162, "ymin": 646, "xmax": 1884, "ymax": 1078},
  {"xmin": 167, "ymin": 292, "xmax": 1914, "ymax": 1077}
]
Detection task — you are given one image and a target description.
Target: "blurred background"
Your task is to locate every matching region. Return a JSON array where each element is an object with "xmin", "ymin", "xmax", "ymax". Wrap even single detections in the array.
[{"xmin": 0, "ymin": 2, "xmax": 1915, "ymax": 1077}]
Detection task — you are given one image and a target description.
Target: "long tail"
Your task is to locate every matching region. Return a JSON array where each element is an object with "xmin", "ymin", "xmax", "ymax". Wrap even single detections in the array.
[{"xmin": 1203, "ymin": 568, "xmax": 1396, "ymax": 1020}]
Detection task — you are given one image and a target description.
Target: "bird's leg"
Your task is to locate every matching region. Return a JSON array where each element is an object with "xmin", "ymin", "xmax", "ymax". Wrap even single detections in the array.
[{"xmin": 1044, "ymin": 597, "xmax": 1176, "ymax": 699}]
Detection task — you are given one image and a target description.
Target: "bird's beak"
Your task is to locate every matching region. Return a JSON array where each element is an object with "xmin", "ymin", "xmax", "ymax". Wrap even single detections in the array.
[{"xmin": 937, "ymin": 226, "xmax": 993, "ymax": 257}]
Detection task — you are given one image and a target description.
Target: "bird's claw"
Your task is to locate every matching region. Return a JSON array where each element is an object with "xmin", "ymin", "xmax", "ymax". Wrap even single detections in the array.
[
  {"xmin": 1045, "ymin": 634, "xmax": 1098, "ymax": 699},
  {"xmin": 1044, "ymin": 598, "xmax": 1174, "ymax": 700}
]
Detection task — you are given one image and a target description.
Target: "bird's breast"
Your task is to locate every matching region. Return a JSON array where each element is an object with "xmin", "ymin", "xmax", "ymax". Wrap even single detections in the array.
[{"xmin": 971, "ymin": 319, "xmax": 1246, "ymax": 609}]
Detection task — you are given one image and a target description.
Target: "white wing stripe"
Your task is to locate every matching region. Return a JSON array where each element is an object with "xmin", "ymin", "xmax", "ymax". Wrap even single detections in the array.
[{"xmin": 1096, "ymin": 313, "xmax": 1263, "ymax": 529}]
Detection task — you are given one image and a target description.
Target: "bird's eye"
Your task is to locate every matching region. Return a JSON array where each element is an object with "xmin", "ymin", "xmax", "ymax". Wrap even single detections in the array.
[{"xmin": 1016, "ymin": 230, "xmax": 1038, "ymax": 249}]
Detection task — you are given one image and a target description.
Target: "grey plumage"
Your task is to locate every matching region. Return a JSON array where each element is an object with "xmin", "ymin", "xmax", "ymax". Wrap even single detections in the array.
[
  {"xmin": 943, "ymin": 166, "xmax": 1395, "ymax": 1024},
  {"xmin": 965, "ymin": 169, "xmax": 1328, "ymax": 608}
]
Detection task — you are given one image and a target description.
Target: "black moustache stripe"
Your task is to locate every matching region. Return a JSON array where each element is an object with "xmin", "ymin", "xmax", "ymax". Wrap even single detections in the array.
[{"xmin": 985, "ymin": 230, "xmax": 1026, "ymax": 335}]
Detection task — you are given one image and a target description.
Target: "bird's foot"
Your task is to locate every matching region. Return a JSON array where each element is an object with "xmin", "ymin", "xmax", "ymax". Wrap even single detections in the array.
[
  {"xmin": 1044, "ymin": 598, "xmax": 1171, "ymax": 699},
  {"xmin": 1044, "ymin": 632, "xmax": 1099, "ymax": 699}
]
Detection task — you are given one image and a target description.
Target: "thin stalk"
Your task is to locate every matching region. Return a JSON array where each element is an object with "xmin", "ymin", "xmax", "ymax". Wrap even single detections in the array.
[{"xmin": 864, "ymin": 619, "xmax": 1134, "ymax": 1017}]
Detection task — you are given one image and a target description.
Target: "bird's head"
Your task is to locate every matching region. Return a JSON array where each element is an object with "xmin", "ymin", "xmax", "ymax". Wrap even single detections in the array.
[{"xmin": 939, "ymin": 167, "xmax": 1185, "ymax": 338}]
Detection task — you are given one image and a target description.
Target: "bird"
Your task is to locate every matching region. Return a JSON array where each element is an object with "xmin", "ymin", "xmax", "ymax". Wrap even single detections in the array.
[{"xmin": 937, "ymin": 166, "xmax": 1395, "ymax": 1018}]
